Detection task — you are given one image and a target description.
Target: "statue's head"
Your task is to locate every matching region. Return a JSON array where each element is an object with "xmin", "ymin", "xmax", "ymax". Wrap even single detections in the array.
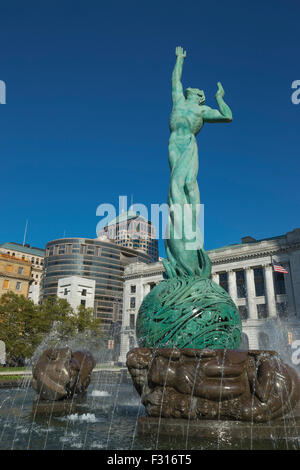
[{"xmin": 185, "ymin": 88, "xmax": 205, "ymax": 104}]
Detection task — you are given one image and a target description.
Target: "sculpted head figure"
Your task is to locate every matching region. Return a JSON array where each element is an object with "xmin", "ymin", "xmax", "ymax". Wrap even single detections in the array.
[
  {"xmin": 185, "ymin": 87, "xmax": 205, "ymax": 105},
  {"xmin": 32, "ymin": 347, "xmax": 96, "ymax": 401}
]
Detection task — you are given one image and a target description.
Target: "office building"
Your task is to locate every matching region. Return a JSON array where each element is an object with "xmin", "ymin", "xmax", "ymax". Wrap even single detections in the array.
[
  {"xmin": 97, "ymin": 210, "xmax": 159, "ymax": 262},
  {"xmin": 0, "ymin": 252, "xmax": 32, "ymax": 298},
  {"xmin": 42, "ymin": 237, "xmax": 153, "ymax": 335},
  {"xmin": 0, "ymin": 242, "xmax": 45, "ymax": 292}
]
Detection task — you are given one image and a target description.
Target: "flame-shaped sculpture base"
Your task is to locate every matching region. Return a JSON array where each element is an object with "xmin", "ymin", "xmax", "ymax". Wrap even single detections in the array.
[{"xmin": 136, "ymin": 276, "xmax": 242, "ymax": 350}]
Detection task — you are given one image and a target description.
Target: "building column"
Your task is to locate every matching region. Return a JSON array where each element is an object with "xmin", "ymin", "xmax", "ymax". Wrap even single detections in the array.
[
  {"xmin": 282, "ymin": 261, "xmax": 296, "ymax": 317},
  {"xmin": 228, "ymin": 270, "xmax": 237, "ymax": 302},
  {"xmin": 119, "ymin": 330, "xmax": 130, "ymax": 364},
  {"xmin": 143, "ymin": 283, "xmax": 151, "ymax": 297},
  {"xmin": 212, "ymin": 273, "xmax": 219, "ymax": 285},
  {"xmin": 289, "ymin": 255, "xmax": 300, "ymax": 316},
  {"xmin": 245, "ymin": 267, "xmax": 257, "ymax": 320},
  {"xmin": 263, "ymin": 264, "xmax": 277, "ymax": 318}
]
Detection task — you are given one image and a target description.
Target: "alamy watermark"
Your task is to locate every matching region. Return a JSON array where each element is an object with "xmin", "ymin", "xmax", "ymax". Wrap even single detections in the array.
[
  {"xmin": 291, "ymin": 80, "xmax": 300, "ymax": 104},
  {"xmin": 291, "ymin": 340, "xmax": 300, "ymax": 365},
  {"xmin": 0, "ymin": 80, "xmax": 6, "ymax": 104},
  {"xmin": 96, "ymin": 195, "xmax": 205, "ymax": 250}
]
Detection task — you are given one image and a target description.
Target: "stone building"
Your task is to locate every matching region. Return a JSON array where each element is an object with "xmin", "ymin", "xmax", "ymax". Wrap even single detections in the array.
[
  {"xmin": 0, "ymin": 252, "xmax": 32, "ymax": 298},
  {"xmin": 119, "ymin": 229, "xmax": 300, "ymax": 363},
  {"xmin": 0, "ymin": 242, "xmax": 45, "ymax": 303}
]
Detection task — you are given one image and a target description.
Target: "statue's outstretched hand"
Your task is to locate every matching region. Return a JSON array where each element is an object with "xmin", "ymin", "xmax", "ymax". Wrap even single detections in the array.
[
  {"xmin": 215, "ymin": 82, "xmax": 225, "ymax": 99},
  {"xmin": 175, "ymin": 46, "xmax": 186, "ymax": 58}
]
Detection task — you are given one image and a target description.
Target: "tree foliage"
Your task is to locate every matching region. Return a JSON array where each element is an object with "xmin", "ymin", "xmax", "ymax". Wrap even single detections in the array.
[{"xmin": 0, "ymin": 293, "xmax": 102, "ymax": 364}]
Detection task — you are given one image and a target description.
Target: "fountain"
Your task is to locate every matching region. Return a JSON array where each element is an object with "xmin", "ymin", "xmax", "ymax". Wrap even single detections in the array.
[
  {"xmin": 126, "ymin": 46, "xmax": 300, "ymax": 449},
  {"xmin": 0, "ymin": 46, "xmax": 299, "ymax": 451}
]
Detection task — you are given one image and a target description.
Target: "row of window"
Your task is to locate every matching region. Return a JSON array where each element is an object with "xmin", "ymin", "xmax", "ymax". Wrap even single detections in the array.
[
  {"xmin": 238, "ymin": 302, "xmax": 288, "ymax": 320},
  {"xmin": 4, "ymin": 252, "xmax": 43, "ymax": 265},
  {"xmin": 218, "ymin": 269, "xmax": 286, "ymax": 297},
  {"xmin": 63, "ymin": 288, "xmax": 87, "ymax": 296},
  {"xmin": 2, "ymin": 264, "xmax": 24, "ymax": 275},
  {"xmin": 47, "ymin": 243, "xmax": 121, "ymax": 259},
  {"xmin": 46, "ymin": 258, "xmax": 124, "ymax": 271},
  {"xmin": 2, "ymin": 279, "xmax": 22, "ymax": 291},
  {"xmin": 45, "ymin": 271, "xmax": 122, "ymax": 283}
]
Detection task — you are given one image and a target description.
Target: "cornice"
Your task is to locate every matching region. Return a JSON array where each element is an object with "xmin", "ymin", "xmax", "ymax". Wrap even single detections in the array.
[
  {"xmin": 124, "ymin": 269, "xmax": 165, "ymax": 281},
  {"xmin": 210, "ymin": 242, "xmax": 300, "ymax": 266}
]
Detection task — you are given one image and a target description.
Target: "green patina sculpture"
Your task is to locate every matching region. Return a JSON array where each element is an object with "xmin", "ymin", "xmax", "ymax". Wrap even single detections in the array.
[{"xmin": 136, "ymin": 47, "xmax": 242, "ymax": 349}]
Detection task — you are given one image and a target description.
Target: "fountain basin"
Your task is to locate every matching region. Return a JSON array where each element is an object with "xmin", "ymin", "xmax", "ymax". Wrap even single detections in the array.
[
  {"xmin": 138, "ymin": 413, "xmax": 300, "ymax": 450},
  {"xmin": 127, "ymin": 348, "xmax": 300, "ymax": 422}
]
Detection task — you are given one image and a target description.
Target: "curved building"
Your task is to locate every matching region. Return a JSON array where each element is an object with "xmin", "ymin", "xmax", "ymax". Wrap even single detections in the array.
[{"xmin": 42, "ymin": 237, "xmax": 153, "ymax": 332}]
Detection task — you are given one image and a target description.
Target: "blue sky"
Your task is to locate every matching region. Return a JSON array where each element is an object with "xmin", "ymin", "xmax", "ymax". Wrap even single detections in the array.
[{"xmin": 0, "ymin": 0, "xmax": 299, "ymax": 256}]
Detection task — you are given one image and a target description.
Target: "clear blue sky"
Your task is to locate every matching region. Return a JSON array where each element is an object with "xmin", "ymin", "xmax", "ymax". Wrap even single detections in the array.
[{"xmin": 1, "ymin": 0, "xmax": 299, "ymax": 256}]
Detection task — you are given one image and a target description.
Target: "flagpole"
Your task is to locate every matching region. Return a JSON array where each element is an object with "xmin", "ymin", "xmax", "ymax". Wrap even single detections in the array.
[{"xmin": 23, "ymin": 219, "xmax": 28, "ymax": 246}]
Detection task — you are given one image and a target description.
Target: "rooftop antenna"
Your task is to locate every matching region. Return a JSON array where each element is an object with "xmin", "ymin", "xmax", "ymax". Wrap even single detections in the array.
[
  {"xmin": 23, "ymin": 219, "xmax": 28, "ymax": 246},
  {"xmin": 63, "ymin": 229, "xmax": 66, "ymax": 238}
]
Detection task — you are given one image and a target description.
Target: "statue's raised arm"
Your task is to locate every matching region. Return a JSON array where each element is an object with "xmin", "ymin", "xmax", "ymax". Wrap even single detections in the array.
[
  {"xmin": 172, "ymin": 46, "xmax": 186, "ymax": 104},
  {"xmin": 202, "ymin": 82, "xmax": 233, "ymax": 123}
]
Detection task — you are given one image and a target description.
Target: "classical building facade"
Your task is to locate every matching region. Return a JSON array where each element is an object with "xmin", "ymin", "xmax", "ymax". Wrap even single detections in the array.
[
  {"xmin": 0, "ymin": 242, "xmax": 45, "ymax": 303},
  {"xmin": 119, "ymin": 229, "xmax": 300, "ymax": 363},
  {"xmin": 0, "ymin": 253, "xmax": 32, "ymax": 298},
  {"xmin": 98, "ymin": 210, "xmax": 159, "ymax": 263}
]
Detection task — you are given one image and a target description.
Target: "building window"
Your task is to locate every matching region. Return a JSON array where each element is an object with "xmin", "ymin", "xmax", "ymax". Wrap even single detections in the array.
[
  {"xmin": 130, "ymin": 285, "xmax": 136, "ymax": 294},
  {"xmin": 277, "ymin": 302, "xmax": 288, "ymax": 319},
  {"xmin": 18, "ymin": 267, "xmax": 23, "ymax": 275},
  {"xmin": 257, "ymin": 304, "xmax": 268, "ymax": 319},
  {"xmin": 82, "ymin": 289, "xmax": 87, "ymax": 296},
  {"xmin": 16, "ymin": 282, "xmax": 21, "ymax": 291},
  {"xmin": 274, "ymin": 272, "xmax": 286, "ymax": 295},
  {"xmin": 6, "ymin": 265, "xmax": 12, "ymax": 273},
  {"xmin": 254, "ymin": 268, "xmax": 265, "ymax": 297},
  {"xmin": 130, "ymin": 297, "xmax": 136, "ymax": 309},
  {"xmin": 236, "ymin": 270, "xmax": 246, "ymax": 298},
  {"xmin": 130, "ymin": 314, "xmax": 135, "ymax": 330},
  {"xmin": 238, "ymin": 305, "xmax": 248, "ymax": 320},
  {"xmin": 219, "ymin": 272, "xmax": 228, "ymax": 292},
  {"xmin": 3, "ymin": 280, "xmax": 10, "ymax": 289},
  {"xmin": 64, "ymin": 288, "xmax": 68, "ymax": 295},
  {"xmin": 81, "ymin": 299, "xmax": 86, "ymax": 307},
  {"xmin": 240, "ymin": 333, "xmax": 249, "ymax": 350}
]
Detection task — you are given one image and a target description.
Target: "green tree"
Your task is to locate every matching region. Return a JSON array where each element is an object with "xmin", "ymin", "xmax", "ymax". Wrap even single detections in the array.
[
  {"xmin": 0, "ymin": 293, "xmax": 102, "ymax": 363},
  {"xmin": 75, "ymin": 304, "xmax": 102, "ymax": 333},
  {"xmin": 38, "ymin": 296, "xmax": 77, "ymax": 341},
  {"xmin": 0, "ymin": 292, "xmax": 47, "ymax": 362}
]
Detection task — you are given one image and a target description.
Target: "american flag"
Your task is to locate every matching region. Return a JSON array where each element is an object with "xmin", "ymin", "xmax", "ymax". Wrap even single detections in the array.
[{"xmin": 273, "ymin": 261, "xmax": 288, "ymax": 274}]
